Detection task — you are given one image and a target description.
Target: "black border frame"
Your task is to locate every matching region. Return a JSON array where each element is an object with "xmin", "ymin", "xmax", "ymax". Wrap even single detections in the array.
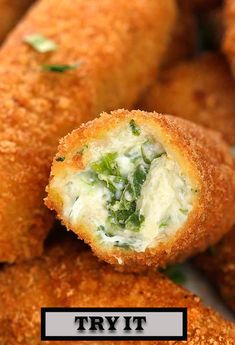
[{"xmin": 41, "ymin": 307, "xmax": 187, "ymax": 341}]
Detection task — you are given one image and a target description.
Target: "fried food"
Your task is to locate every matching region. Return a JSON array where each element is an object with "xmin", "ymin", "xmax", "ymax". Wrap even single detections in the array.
[
  {"xmin": 140, "ymin": 53, "xmax": 235, "ymax": 145},
  {"xmin": 0, "ymin": 0, "xmax": 177, "ymax": 262},
  {"xmin": 45, "ymin": 109, "xmax": 235, "ymax": 270},
  {"xmin": 0, "ymin": 0, "xmax": 34, "ymax": 42},
  {"xmin": 195, "ymin": 226, "xmax": 235, "ymax": 312},
  {"xmin": 223, "ymin": 0, "xmax": 235, "ymax": 77},
  {"xmin": 0, "ymin": 235, "xmax": 234, "ymax": 345}
]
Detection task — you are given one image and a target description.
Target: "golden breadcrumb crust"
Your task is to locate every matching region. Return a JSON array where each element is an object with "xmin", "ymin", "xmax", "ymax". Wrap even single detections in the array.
[
  {"xmin": 45, "ymin": 109, "xmax": 235, "ymax": 270},
  {"xmin": 140, "ymin": 53, "xmax": 235, "ymax": 145},
  {"xmin": 0, "ymin": 235, "xmax": 234, "ymax": 345},
  {"xmin": 0, "ymin": 0, "xmax": 177, "ymax": 262},
  {"xmin": 0, "ymin": 0, "xmax": 34, "ymax": 42},
  {"xmin": 195, "ymin": 225, "xmax": 235, "ymax": 312}
]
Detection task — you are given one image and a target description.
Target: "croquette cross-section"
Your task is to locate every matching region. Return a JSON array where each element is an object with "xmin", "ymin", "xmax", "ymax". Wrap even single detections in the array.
[
  {"xmin": 45, "ymin": 110, "xmax": 235, "ymax": 269},
  {"xmin": 0, "ymin": 0, "xmax": 177, "ymax": 262},
  {"xmin": 0, "ymin": 236, "xmax": 234, "ymax": 345}
]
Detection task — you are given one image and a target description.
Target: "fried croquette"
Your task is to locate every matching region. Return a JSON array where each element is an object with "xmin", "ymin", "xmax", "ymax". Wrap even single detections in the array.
[
  {"xmin": 195, "ymin": 226, "xmax": 235, "ymax": 312},
  {"xmin": 0, "ymin": 0, "xmax": 34, "ymax": 42},
  {"xmin": 45, "ymin": 109, "xmax": 235, "ymax": 270},
  {"xmin": 0, "ymin": 0, "xmax": 177, "ymax": 262},
  {"xmin": 223, "ymin": 0, "xmax": 235, "ymax": 77},
  {"xmin": 140, "ymin": 53, "xmax": 235, "ymax": 145},
  {"xmin": 0, "ymin": 235, "xmax": 234, "ymax": 345}
]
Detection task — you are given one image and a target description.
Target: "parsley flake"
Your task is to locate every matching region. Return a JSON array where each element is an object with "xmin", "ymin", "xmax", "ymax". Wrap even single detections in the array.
[
  {"xmin": 42, "ymin": 63, "xmax": 78, "ymax": 73},
  {"xmin": 24, "ymin": 33, "xmax": 57, "ymax": 53},
  {"xmin": 129, "ymin": 119, "xmax": 140, "ymax": 136}
]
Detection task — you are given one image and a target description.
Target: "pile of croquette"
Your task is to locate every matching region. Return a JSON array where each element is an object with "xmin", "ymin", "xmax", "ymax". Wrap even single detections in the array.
[{"xmin": 0, "ymin": 0, "xmax": 234, "ymax": 344}]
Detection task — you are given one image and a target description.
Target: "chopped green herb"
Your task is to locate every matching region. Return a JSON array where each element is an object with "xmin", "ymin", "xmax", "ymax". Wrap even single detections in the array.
[
  {"xmin": 125, "ymin": 213, "xmax": 145, "ymax": 232},
  {"xmin": 162, "ymin": 265, "xmax": 186, "ymax": 285},
  {"xmin": 24, "ymin": 33, "xmax": 57, "ymax": 53},
  {"xmin": 129, "ymin": 119, "xmax": 140, "ymax": 136},
  {"xmin": 42, "ymin": 63, "xmax": 78, "ymax": 73},
  {"xmin": 208, "ymin": 246, "xmax": 217, "ymax": 256},
  {"xmin": 89, "ymin": 139, "xmax": 159, "ymax": 233},
  {"xmin": 97, "ymin": 225, "xmax": 114, "ymax": 237},
  {"xmin": 56, "ymin": 156, "xmax": 65, "ymax": 162},
  {"xmin": 141, "ymin": 140, "xmax": 163, "ymax": 164},
  {"xmin": 91, "ymin": 152, "xmax": 119, "ymax": 176},
  {"xmin": 97, "ymin": 225, "xmax": 105, "ymax": 232},
  {"xmin": 114, "ymin": 242, "xmax": 130, "ymax": 249},
  {"xmin": 179, "ymin": 208, "xmax": 188, "ymax": 215},
  {"xmin": 131, "ymin": 164, "xmax": 148, "ymax": 198},
  {"xmin": 159, "ymin": 216, "xmax": 170, "ymax": 229}
]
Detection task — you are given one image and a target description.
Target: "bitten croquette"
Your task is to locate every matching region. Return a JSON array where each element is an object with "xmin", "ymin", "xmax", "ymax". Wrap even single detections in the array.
[{"xmin": 45, "ymin": 109, "xmax": 235, "ymax": 270}]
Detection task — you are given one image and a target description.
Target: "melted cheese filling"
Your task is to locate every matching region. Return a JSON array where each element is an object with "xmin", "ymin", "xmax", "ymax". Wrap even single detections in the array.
[{"xmin": 53, "ymin": 124, "xmax": 195, "ymax": 252}]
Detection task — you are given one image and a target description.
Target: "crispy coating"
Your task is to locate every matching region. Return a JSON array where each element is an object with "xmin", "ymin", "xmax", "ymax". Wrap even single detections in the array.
[
  {"xmin": 0, "ymin": 0, "xmax": 34, "ymax": 42},
  {"xmin": 195, "ymin": 226, "xmax": 235, "ymax": 312},
  {"xmin": 0, "ymin": 235, "xmax": 234, "ymax": 345},
  {"xmin": 223, "ymin": 0, "xmax": 235, "ymax": 77},
  {"xmin": 45, "ymin": 109, "xmax": 235, "ymax": 270},
  {"xmin": 162, "ymin": 4, "xmax": 197, "ymax": 67},
  {"xmin": 0, "ymin": 0, "xmax": 177, "ymax": 262},
  {"xmin": 140, "ymin": 53, "xmax": 235, "ymax": 145}
]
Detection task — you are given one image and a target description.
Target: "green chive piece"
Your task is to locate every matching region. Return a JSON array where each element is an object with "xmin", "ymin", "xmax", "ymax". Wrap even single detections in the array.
[
  {"xmin": 24, "ymin": 33, "xmax": 57, "ymax": 53},
  {"xmin": 162, "ymin": 265, "xmax": 186, "ymax": 285},
  {"xmin": 159, "ymin": 216, "xmax": 170, "ymax": 229},
  {"xmin": 179, "ymin": 208, "xmax": 188, "ymax": 215},
  {"xmin": 129, "ymin": 119, "xmax": 140, "ymax": 136},
  {"xmin": 91, "ymin": 152, "xmax": 119, "ymax": 176},
  {"xmin": 42, "ymin": 63, "xmax": 78, "ymax": 73},
  {"xmin": 56, "ymin": 156, "xmax": 65, "ymax": 162}
]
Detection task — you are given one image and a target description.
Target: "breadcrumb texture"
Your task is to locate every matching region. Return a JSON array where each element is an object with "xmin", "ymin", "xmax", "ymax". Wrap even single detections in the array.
[
  {"xmin": 0, "ymin": 235, "xmax": 234, "ymax": 345},
  {"xmin": 140, "ymin": 53, "xmax": 235, "ymax": 145},
  {"xmin": 195, "ymin": 226, "xmax": 235, "ymax": 312},
  {"xmin": 0, "ymin": 0, "xmax": 34, "ymax": 42},
  {"xmin": 46, "ymin": 109, "xmax": 235, "ymax": 269},
  {"xmin": 0, "ymin": 0, "xmax": 177, "ymax": 262}
]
